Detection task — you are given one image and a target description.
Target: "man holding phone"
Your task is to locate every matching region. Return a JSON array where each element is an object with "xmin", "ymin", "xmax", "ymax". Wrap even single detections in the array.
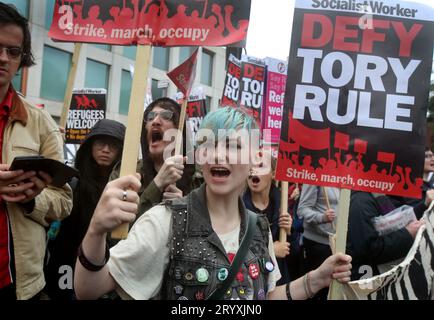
[{"xmin": 0, "ymin": 4, "xmax": 72, "ymax": 300}]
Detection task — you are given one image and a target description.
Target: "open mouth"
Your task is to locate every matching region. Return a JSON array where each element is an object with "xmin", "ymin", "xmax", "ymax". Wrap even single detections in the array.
[
  {"xmin": 210, "ymin": 167, "xmax": 231, "ymax": 177},
  {"xmin": 151, "ymin": 130, "xmax": 163, "ymax": 143},
  {"xmin": 251, "ymin": 176, "xmax": 260, "ymax": 184}
]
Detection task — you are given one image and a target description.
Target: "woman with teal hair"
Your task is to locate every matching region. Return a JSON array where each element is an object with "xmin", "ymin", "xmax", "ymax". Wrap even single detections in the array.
[{"xmin": 74, "ymin": 107, "xmax": 352, "ymax": 300}]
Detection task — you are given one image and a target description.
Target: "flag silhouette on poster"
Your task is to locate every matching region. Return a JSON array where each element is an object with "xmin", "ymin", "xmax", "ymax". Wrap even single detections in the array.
[{"xmin": 275, "ymin": 0, "xmax": 434, "ymax": 198}]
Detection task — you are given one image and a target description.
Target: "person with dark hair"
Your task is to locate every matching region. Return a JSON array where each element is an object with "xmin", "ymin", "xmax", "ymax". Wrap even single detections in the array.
[
  {"xmin": 0, "ymin": 3, "xmax": 72, "ymax": 300},
  {"xmin": 44, "ymin": 119, "xmax": 125, "ymax": 300},
  {"xmin": 110, "ymin": 97, "xmax": 195, "ymax": 219}
]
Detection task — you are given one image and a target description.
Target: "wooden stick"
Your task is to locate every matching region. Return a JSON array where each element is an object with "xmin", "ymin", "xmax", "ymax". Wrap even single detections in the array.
[
  {"xmin": 175, "ymin": 98, "xmax": 188, "ymax": 156},
  {"xmin": 323, "ymin": 186, "xmax": 336, "ymax": 230},
  {"xmin": 323, "ymin": 186, "xmax": 331, "ymax": 209},
  {"xmin": 328, "ymin": 188, "xmax": 351, "ymax": 300},
  {"xmin": 111, "ymin": 45, "xmax": 152, "ymax": 239},
  {"xmin": 279, "ymin": 181, "xmax": 289, "ymax": 242},
  {"xmin": 59, "ymin": 43, "xmax": 82, "ymax": 130}
]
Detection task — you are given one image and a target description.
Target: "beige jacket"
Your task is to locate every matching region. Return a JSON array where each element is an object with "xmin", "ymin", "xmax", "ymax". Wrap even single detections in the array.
[{"xmin": 2, "ymin": 90, "xmax": 72, "ymax": 299}]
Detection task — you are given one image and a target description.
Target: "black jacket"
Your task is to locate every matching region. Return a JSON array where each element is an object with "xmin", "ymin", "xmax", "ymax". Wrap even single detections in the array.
[
  {"xmin": 45, "ymin": 119, "xmax": 125, "ymax": 300},
  {"xmin": 347, "ymin": 192, "xmax": 415, "ymax": 280}
]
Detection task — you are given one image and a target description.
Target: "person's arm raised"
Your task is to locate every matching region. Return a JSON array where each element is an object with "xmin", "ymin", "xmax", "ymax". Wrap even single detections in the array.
[{"xmin": 74, "ymin": 174, "xmax": 141, "ymax": 300}]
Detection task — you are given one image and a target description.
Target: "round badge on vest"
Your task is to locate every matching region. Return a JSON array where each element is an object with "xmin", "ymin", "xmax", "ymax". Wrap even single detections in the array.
[
  {"xmin": 184, "ymin": 272, "xmax": 194, "ymax": 281},
  {"xmin": 265, "ymin": 261, "xmax": 274, "ymax": 272},
  {"xmin": 196, "ymin": 268, "xmax": 209, "ymax": 283},
  {"xmin": 217, "ymin": 267, "xmax": 229, "ymax": 281}
]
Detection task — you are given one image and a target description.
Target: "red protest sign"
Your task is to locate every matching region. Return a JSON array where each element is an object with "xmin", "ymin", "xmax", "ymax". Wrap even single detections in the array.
[
  {"xmin": 262, "ymin": 57, "xmax": 287, "ymax": 144},
  {"xmin": 221, "ymin": 54, "xmax": 241, "ymax": 108},
  {"xmin": 275, "ymin": 0, "xmax": 434, "ymax": 198},
  {"xmin": 238, "ymin": 56, "xmax": 266, "ymax": 126},
  {"xmin": 48, "ymin": 0, "xmax": 251, "ymax": 47},
  {"xmin": 167, "ymin": 47, "xmax": 198, "ymax": 96}
]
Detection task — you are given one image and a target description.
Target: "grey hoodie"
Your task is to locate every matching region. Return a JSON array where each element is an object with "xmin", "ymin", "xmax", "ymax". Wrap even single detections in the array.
[{"xmin": 298, "ymin": 184, "xmax": 340, "ymax": 245}]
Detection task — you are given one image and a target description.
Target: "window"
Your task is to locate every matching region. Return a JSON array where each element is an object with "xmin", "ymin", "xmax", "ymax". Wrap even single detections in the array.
[
  {"xmin": 119, "ymin": 70, "xmax": 132, "ymax": 115},
  {"xmin": 45, "ymin": 0, "xmax": 55, "ymax": 29},
  {"xmin": 123, "ymin": 46, "xmax": 137, "ymax": 60},
  {"xmin": 85, "ymin": 59, "xmax": 109, "ymax": 90},
  {"xmin": 201, "ymin": 50, "xmax": 214, "ymax": 86},
  {"xmin": 92, "ymin": 44, "xmax": 112, "ymax": 52},
  {"xmin": 151, "ymin": 79, "xmax": 167, "ymax": 100},
  {"xmin": 40, "ymin": 46, "xmax": 71, "ymax": 101},
  {"xmin": 5, "ymin": 0, "xmax": 29, "ymax": 18},
  {"xmin": 179, "ymin": 47, "xmax": 194, "ymax": 64},
  {"xmin": 152, "ymin": 47, "xmax": 170, "ymax": 71}
]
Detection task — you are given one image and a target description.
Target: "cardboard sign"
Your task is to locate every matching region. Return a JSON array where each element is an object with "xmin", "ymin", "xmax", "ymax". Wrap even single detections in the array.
[
  {"xmin": 275, "ymin": 0, "xmax": 434, "ymax": 198},
  {"xmin": 66, "ymin": 88, "xmax": 106, "ymax": 144}
]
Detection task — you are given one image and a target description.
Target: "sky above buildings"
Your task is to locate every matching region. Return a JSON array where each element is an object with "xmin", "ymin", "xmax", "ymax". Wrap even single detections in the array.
[{"xmin": 245, "ymin": 0, "xmax": 434, "ymax": 62}]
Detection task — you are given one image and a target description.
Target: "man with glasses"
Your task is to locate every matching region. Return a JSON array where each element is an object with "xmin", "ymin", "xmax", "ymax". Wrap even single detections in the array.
[
  {"xmin": 0, "ymin": 3, "xmax": 72, "ymax": 300},
  {"xmin": 110, "ymin": 97, "xmax": 195, "ymax": 221}
]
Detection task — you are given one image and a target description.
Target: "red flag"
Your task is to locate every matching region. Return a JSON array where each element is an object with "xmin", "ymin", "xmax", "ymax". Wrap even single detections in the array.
[
  {"xmin": 334, "ymin": 131, "xmax": 349, "ymax": 150},
  {"xmin": 288, "ymin": 115, "xmax": 330, "ymax": 151},
  {"xmin": 167, "ymin": 48, "xmax": 199, "ymax": 96},
  {"xmin": 377, "ymin": 151, "xmax": 395, "ymax": 164},
  {"xmin": 354, "ymin": 139, "xmax": 368, "ymax": 154}
]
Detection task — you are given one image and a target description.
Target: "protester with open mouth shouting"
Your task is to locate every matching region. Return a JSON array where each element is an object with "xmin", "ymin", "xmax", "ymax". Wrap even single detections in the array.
[
  {"xmin": 74, "ymin": 107, "xmax": 352, "ymax": 300},
  {"xmin": 243, "ymin": 150, "xmax": 292, "ymax": 287},
  {"xmin": 109, "ymin": 97, "xmax": 195, "ymax": 222}
]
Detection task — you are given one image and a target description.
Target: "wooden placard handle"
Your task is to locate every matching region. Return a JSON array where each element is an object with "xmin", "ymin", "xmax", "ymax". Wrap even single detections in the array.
[
  {"xmin": 111, "ymin": 45, "xmax": 152, "ymax": 240},
  {"xmin": 323, "ymin": 186, "xmax": 336, "ymax": 230},
  {"xmin": 279, "ymin": 181, "xmax": 289, "ymax": 242},
  {"xmin": 174, "ymin": 99, "xmax": 188, "ymax": 156},
  {"xmin": 328, "ymin": 188, "xmax": 351, "ymax": 300},
  {"xmin": 59, "ymin": 43, "xmax": 82, "ymax": 131}
]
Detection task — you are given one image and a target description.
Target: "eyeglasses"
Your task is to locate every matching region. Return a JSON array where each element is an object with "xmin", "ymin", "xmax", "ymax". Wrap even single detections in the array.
[
  {"xmin": 0, "ymin": 45, "xmax": 23, "ymax": 61},
  {"xmin": 146, "ymin": 110, "xmax": 174, "ymax": 122},
  {"xmin": 93, "ymin": 138, "xmax": 121, "ymax": 151}
]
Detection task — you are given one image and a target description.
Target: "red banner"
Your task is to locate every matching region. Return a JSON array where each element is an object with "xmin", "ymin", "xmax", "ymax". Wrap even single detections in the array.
[{"xmin": 48, "ymin": 0, "xmax": 251, "ymax": 47}]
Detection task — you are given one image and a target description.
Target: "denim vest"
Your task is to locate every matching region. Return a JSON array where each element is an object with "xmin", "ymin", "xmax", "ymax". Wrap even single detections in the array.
[{"xmin": 160, "ymin": 184, "xmax": 273, "ymax": 300}]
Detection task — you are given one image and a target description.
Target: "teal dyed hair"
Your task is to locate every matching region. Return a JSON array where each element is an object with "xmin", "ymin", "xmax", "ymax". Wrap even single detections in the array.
[{"xmin": 197, "ymin": 107, "xmax": 257, "ymax": 147}]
